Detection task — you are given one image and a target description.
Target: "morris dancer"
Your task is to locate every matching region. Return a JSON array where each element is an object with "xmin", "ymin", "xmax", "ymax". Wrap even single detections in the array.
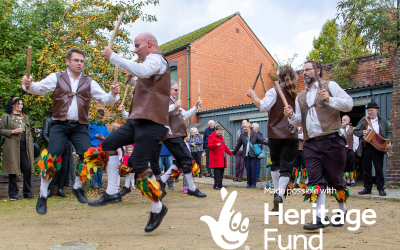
[
  {"xmin": 340, "ymin": 115, "xmax": 359, "ymax": 187},
  {"xmin": 101, "ymin": 32, "xmax": 170, "ymax": 232},
  {"xmin": 294, "ymin": 127, "xmax": 308, "ymax": 188},
  {"xmin": 247, "ymin": 65, "xmax": 299, "ymax": 211},
  {"xmin": 283, "ymin": 61, "xmax": 353, "ymax": 230},
  {"xmin": 21, "ymin": 48, "xmax": 120, "ymax": 214},
  {"xmin": 158, "ymin": 80, "xmax": 206, "ymax": 199}
]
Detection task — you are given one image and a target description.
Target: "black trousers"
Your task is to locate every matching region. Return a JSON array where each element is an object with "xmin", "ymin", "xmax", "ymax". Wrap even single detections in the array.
[
  {"xmin": 269, "ymin": 138, "xmax": 299, "ymax": 177},
  {"xmin": 163, "ymin": 137, "xmax": 193, "ymax": 174},
  {"xmin": 150, "ymin": 144, "xmax": 162, "ymax": 176},
  {"xmin": 345, "ymin": 149, "xmax": 356, "ymax": 172},
  {"xmin": 48, "ymin": 121, "xmax": 91, "ymax": 161},
  {"xmin": 205, "ymin": 148, "xmax": 213, "ymax": 175},
  {"xmin": 48, "ymin": 144, "xmax": 72, "ymax": 191},
  {"xmin": 362, "ymin": 143, "xmax": 385, "ymax": 191},
  {"xmin": 191, "ymin": 151, "xmax": 202, "ymax": 174},
  {"xmin": 214, "ymin": 168, "xmax": 224, "ymax": 188},
  {"xmin": 8, "ymin": 142, "xmax": 31, "ymax": 196},
  {"xmin": 102, "ymin": 119, "xmax": 167, "ymax": 175}
]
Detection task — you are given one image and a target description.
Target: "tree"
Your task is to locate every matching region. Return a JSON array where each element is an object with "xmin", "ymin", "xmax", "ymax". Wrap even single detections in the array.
[{"xmin": 336, "ymin": 0, "xmax": 399, "ymax": 54}]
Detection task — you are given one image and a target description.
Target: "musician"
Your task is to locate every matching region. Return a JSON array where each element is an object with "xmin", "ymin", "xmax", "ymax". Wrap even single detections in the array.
[
  {"xmin": 340, "ymin": 115, "xmax": 359, "ymax": 187},
  {"xmin": 21, "ymin": 48, "xmax": 120, "ymax": 215},
  {"xmin": 247, "ymin": 65, "xmax": 299, "ymax": 212},
  {"xmin": 283, "ymin": 61, "xmax": 353, "ymax": 230},
  {"xmin": 353, "ymin": 102, "xmax": 392, "ymax": 196}
]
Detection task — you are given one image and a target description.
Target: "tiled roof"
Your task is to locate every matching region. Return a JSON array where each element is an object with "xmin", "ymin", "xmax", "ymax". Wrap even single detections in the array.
[
  {"xmin": 159, "ymin": 13, "xmax": 238, "ymax": 55},
  {"xmin": 344, "ymin": 82, "xmax": 393, "ymax": 93},
  {"xmin": 197, "ymin": 102, "xmax": 255, "ymax": 114}
]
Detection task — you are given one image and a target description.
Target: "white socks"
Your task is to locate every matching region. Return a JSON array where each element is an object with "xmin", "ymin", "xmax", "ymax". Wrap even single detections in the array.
[
  {"xmin": 316, "ymin": 192, "xmax": 326, "ymax": 219},
  {"xmin": 347, "ymin": 177, "xmax": 350, "ymax": 184},
  {"xmin": 278, "ymin": 176, "xmax": 290, "ymax": 198},
  {"xmin": 106, "ymin": 155, "xmax": 119, "ymax": 195},
  {"xmin": 131, "ymin": 173, "xmax": 135, "ymax": 188},
  {"xmin": 305, "ymin": 177, "xmax": 309, "ymax": 185},
  {"xmin": 338, "ymin": 202, "xmax": 347, "ymax": 213},
  {"xmin": 297, "ymin": 175, "xmax": 301, "ymax": 184},
  {"xmin": 150, "ymin": 174, "xmax": 162, "ymax": 213},
  {"xmin": 271, "ymin": 170, "xmax": 279, "ymax": 192},
  {"xmin": 160, "ymin": 164, "xmax": 178, "ymax": 183},
  {"xmin": 184, "ymin": 173, "xmax": 196, "ymax": 191},
  {"xmin": 40, "ymin": 176, "xmax": 51, "ymax": 198},
  {"xmin": 125, "ymin": 173, "xmax": 134, "ymax": 188},
  {"xmin": 73, "ymin": 176, "xmax": 83, "ymax": 190}
]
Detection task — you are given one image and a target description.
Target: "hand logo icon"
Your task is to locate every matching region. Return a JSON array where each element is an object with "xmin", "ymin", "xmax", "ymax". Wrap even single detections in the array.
[{"xmin": 200, "ymin": 188, "xmax": 249, "ymax": 250}]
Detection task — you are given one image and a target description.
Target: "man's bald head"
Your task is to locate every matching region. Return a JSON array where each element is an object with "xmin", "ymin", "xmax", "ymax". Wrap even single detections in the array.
[{"xmin": 134, "ymin": 32, "xmax": 159, "ymax": 61}]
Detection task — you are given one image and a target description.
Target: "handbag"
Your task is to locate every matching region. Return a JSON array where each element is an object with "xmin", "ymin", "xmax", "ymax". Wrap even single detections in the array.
[
  {"xmin": 258, "ymin": 151, "xmax": 266, "ymax": 159},
  {"xmin": 246, "ymin": 137, "xmax": 262, "ymax": 156}
]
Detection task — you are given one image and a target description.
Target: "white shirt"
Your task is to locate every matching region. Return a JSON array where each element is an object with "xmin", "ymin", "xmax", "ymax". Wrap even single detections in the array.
[
  {"xmin": 298, "ymin": 127, "xmax": 304, "ymax": 140},
  {"xmin": 260, "ymin": 88, "xmax": 277, "ymax": 112},
  {"xmin": 22, "ymin": 70, "xmax": 119, "ymax": 121},
  {"xmin": 368, "ymin": 117, "xmax": 380, "ymax": 133},
  {"xmin": 340, "ymin": 125, "xmax": 359, "ymax": 152},
  {"xmin": 289, "ymin": 81, "xmax": 353, "ymax": 138},
  {"xmin": 168, "ymin": 97, "xmax": 198, "ymax": 121},
  {"xmin": 110, "ymin": 52, "xmax": 167, "ymax": 79}
]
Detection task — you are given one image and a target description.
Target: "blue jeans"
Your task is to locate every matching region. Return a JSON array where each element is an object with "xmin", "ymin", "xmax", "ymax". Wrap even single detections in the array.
[
  {"xmin": 92, "ymin": 168, "xmax": 104, "ymax": 188},
  {"xmin": 256, "ymin": 158, "xmax": 261, "ymax": 180},
  {"xmin": 160, "ymin": 155, "xmax": 174, "ymax": 187}
]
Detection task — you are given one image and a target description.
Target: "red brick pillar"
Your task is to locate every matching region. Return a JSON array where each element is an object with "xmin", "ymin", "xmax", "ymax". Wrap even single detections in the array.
[{"xmin": 387, "ymin": 50, "xmax": 400, "ymax": 183}]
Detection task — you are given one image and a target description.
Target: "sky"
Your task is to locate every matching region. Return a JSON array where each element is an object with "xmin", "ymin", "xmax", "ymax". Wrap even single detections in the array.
[{"xmin": 127, "ymin": 0, "xmax": 339, "ymax": 69}]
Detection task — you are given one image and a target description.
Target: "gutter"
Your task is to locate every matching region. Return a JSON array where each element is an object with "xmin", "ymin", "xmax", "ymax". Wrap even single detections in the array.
[{"xmin": 187, "ymin": 45, "xmax": 191, "ymax": 124}]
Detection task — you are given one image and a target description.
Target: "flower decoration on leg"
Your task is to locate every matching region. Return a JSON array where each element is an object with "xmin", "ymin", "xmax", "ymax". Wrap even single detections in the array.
[{"xmin": 136, "ymin": 176, "xmax": 162, "ymax": 202}]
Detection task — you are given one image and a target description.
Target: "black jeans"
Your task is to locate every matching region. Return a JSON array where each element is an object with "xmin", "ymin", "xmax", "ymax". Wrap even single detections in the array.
[
  {"xmin": 8, "ymin": 142, "xmax": 31, "ymax": 197},
  {"xmin": 48, "ymin": 144, "xmax": 72, "ymax": 191},
  {"xmin": 214, "ymin": 168, "xmax": 224, "ymax": 188},
  {"xmin": 102, "ymin": 119, "xmax": 167, "ymax": 175},
  {"xmin": 205, "ymin": 148, "xmax": 213, "ymax": 175},
  {"xmin": 362, "ymin": 143, "xmax": 385, "ymax": 191},
  {"xmin": 163, "ymin": 137, "xmax": 193, "ymax": 174},
  {"xmin": 269, "ymin": 138, "xmax": 299, "ymax": 177}
]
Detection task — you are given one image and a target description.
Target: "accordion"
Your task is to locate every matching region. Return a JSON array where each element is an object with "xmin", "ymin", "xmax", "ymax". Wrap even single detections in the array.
[{"xmin": 364, "ymin": 129, "xmax": 390, "ymax": 152}]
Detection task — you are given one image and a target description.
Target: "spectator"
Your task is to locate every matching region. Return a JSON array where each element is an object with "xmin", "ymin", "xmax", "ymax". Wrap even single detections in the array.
[
  {"xmin": 89, "ymin": 109, "xmax": 110, "ymax": 188},
  {"xmin": 203, "ymin": 120, "xmax": 215, "ymax": 177},
  {"xmin": 120, "ymin": 145, "xmax": 136, "ymax": 194},
  {"xmin": 208, "ymin": 125, "xmax": 232, "ymax": 190},
  {"xmin": 233, "ymin": 120, "xmax": 248, "ymax": 182},
  {"xmin": 44, "ymin": 107, "xmax": 77, "ymax": 198},
  {"xmin": 159, "ymin": 143, "xmax": 174, "ymax": 189},
  {"xmin": 182, "ymin": 131, "xmax": 191, "ymax": 194},
  {"xmin": 232, "ymin": 122, "xmax": 268, "ymax": 188},
  {"xmin": 0, "ymin": 97, "xmax": 34, "ymax": 200},
  {"xmin": 252, "ymin": 123, "xmax": 263, "ymax": 182},
  {"xmin": 189, "ymin": 127, "xmax": 203, "ymax": 177}
]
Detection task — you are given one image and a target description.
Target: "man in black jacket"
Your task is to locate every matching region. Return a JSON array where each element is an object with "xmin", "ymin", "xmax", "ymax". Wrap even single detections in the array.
[
  {"xmin": 353, "ymin": 102, "xmax": 392, "ymax": 196},
  {"xmin": 203, "ymin": 120, "xmax": 215, "ymax": 177}
]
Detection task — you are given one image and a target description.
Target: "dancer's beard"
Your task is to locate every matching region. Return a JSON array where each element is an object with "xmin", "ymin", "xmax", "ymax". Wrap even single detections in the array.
[{"xmin": 304, "ymin": 76, "xmax": 315, "ymax": 85}]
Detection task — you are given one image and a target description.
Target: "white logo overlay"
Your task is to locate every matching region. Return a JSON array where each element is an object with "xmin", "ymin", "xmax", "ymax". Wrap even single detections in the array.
[{"xmin": 200, "ymin": 188, "xmax": 249, "ymax": 250}]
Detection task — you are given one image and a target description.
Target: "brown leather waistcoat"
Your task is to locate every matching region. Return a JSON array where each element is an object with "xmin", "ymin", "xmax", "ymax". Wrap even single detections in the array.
[
  {"xmin": 298, "ymin": 80, "xmax": 342, "ymax": 140},
  {"xmin": 52, "ymin": 71, "xmax": 91, "ymax": 124},
  {"xmin": 345, "ymin": 126, "xmax": 354, "ymax": 150},
  {"xmin": 268, "ymin": 82, "xmax": 298, "ymax": 139},
  {"xmin": 128, "ymin": 51, "xmax": 170, "ymax": 126},
  {"xmin": 166, "ymin": 97, "xmax": 187, "ymax": 139}
]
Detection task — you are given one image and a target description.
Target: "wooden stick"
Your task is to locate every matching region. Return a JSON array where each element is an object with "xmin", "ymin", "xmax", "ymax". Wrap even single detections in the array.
[
  {"xmin": 274, "ymin": 81, "xmax": 289, "ymax": 107},
  {"xmin": 178, "ymin": 79, "xmax": 182, "ymax": 110},
  {"xmin": 198, "ymin": 80, "xmax": 201, "ymax": 101},
  {"xmin": 108, "ymin": 11, "xmax": 125, "ymax": 48},
  {"xmin": 26, "ymin": 46, "xmax": 32, "ymax": 90},
  {"xmin": 251, "ymin": 63, "xmax": 263, "ymax": 90},
  {"xmin": 112, "ymin": 65, "xmax": 118, "ymax": 98},
  {"xmin": 260, "ymin": 71, "xmax": 266, "ymax": 93},
  {"xmin": 121, "ymin": 85, "xmax": 130, "ymax": 105}
]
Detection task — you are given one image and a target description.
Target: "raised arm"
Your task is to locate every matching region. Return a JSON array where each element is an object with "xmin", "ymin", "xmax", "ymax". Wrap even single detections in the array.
[
  {"xmin": 109, "ymin": 53, "xmax": 166, "ymax": 78},
  {"xmin": 90, "ymin": 80, "xmax": 120, "ymax": 106},
  {"xmin": 21, "ymin": 73, "xmax": 58, "ymax": 95}
]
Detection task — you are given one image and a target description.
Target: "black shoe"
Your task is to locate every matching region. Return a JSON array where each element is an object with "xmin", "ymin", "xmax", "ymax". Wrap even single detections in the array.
[
  {"xmin": 144, "ymin": 204, "xmax": 168, "ymax": 232},
  {"xmin": 251, "ymin": 185, "xmax": 256, "ymax": 188},
  {"xmin": 56, "ymin": 189, "xmax": 66, "ymax": 198},
  {"xmin": 246, "ymin": 185, "xmax": 251, "ymax": 188},
  {"xmin": 214, "ymin": 186, "xmax": 221, "ymax": 190},
  {"xmin": 257, "ymin": 179, "xmax": 261, "ymax": 182},
  {"xmin": 211, "ymin": 175, "xmax": 214, "ymax": 178},
  {"xmin": 271, "ymin": 196, "xmax": 283, "ymax": 211},
  {"xmin": 379, "ymin": 190, "xmax": 387, "ymax": 196},
  {"xmin": 304, "ymin": 216, "xmax": 331, "ymax": 230},
  {"xmin": 9, "ymin": 194, "xmax": 22, "ymax": 200},
  {"xmin": 157, "ymin": 177, "xmax": 167, "ymax": 201},
  {"xmin": 36, "ymin": 196, "xmax": 47, "ymax": 215},
  {"xmin": 119, "ymin": 186, "xmax": 131, "ymax": 196},
  {"xmin": 332, "ymin": 212, "xmax": 346, "ymax": 227},
  {"xmin": 351, "ymin": 183, "xmax": 356, "ymax": 187},
  {"xmin": 198, "ymin": 174, "xmax": 202, "ymax": 178},
  {"xmin": 274, "ymin": 193, "xmax": 278, "ymax": 199},
  {"xmin": 346, "ymin": 183, "xmax": 351, "ymax": 186},
  {"xmin": 187, "ymin": 188, "xmax": 207, "ymax": 197},
  {"xmin": 88, "ymin": 192, "xmax": 122, "ymax": 207},
  {"xmin": 358, "ymin": 189, "xmax": 371, "ymax": 195},
  {"xmin": 205, "ymin": 174, "xmax": 211, "ymax": 177},
  {"xmin": 221, "ymin": 185, "xmax": 226, "ymax": 189},
  {"xmin": 24, "ymin": 193, "xmax": 34, "ymax": 199},
  {"xmin": 294, "ymin": 183, "xmax": 300, "ymax": 188},
  {"xmin": 72, "ymin": 188, "xmax": 88, "ymax": 203}
]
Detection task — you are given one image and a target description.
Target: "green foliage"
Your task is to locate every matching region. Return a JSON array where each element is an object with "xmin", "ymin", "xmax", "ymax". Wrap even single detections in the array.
[
  {"xmin": 337, "ymin": 0, "xmax": 399, "ymax": 54},
  {"xmin": 268, "ymin": 53, "xmax": 298, "ymax": 82},
  {"xmin": 331, "ymin": 59, "xmax": 358, "ymax": 89}
]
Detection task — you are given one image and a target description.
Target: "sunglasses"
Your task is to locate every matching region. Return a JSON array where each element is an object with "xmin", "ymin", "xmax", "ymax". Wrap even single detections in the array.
[{"xmin": 171, "ymin": 88, "xmax": 179, "ymax": 92}]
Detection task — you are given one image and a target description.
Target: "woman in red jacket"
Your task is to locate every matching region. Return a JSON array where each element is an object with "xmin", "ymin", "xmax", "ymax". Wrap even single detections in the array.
[{"xmin": 208, "ymin": 125, "xmax": 232, "ymax": 190}]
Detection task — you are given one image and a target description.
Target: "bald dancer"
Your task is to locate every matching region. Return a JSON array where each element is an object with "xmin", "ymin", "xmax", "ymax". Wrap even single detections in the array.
[{"xmin": 100, "ymin": 32, "xmax": 170, "ymax": 232}]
